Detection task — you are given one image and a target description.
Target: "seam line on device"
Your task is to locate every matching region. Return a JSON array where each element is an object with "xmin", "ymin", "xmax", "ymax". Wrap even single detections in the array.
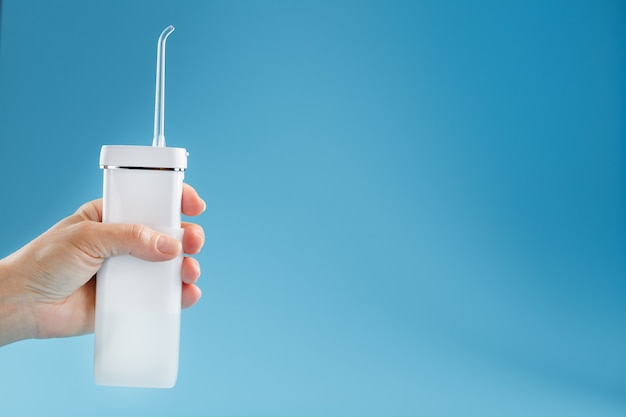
[{"xmin": 100, "ymin": 165, "xmax": 185, "ymax": 172}]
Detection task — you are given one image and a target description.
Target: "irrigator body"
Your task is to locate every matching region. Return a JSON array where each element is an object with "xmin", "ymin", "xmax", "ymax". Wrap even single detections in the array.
[
  {"xmin": 93, "ymin": 26, "xmax": 186, "ymax": 388},
  {"xmin": 94, "ymin": 146, "xmax": 186, "ymax": 388}
]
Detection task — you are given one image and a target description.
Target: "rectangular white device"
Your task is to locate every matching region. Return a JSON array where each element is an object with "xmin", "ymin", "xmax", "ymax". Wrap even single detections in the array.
[{"xmin": 94, "ymin": 145, "xmax": 187, "ymax": 388}]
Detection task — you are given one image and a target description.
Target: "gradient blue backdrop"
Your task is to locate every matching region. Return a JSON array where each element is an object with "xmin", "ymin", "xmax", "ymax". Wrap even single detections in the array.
[{"xmin": 0, "ymin": 1, "xmax": 624, "ymax": 416}]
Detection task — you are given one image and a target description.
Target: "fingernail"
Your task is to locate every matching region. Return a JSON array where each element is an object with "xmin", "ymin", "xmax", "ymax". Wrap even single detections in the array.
[
  {"xmin": 157, "ymin": 235, "xmax": 181, "ymax": 255},
  {"xmin": 201, "ymin": 198, "xmax": 207, "ymax": 212}
]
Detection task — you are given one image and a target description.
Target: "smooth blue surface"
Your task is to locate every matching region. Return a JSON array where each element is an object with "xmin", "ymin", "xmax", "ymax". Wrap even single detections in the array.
[{"xmin": 0, "ymin": 1, "xmax": 625, "ymax": 415}]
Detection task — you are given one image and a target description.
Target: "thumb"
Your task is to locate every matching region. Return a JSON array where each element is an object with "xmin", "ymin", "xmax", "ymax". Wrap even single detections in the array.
[{"xmin": 78, "ymin": 222, "xmax": 182, "ymax": 262}]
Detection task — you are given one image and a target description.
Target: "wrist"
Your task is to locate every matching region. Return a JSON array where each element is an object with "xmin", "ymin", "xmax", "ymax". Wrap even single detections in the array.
[{"xmin": 0, "ymin": 256, "xmax": 38, "ymax": 346}]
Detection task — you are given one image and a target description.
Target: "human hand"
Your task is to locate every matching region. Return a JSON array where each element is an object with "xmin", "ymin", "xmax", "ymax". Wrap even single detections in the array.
[{"xmin": 0, "ymin": 184, "xmax": 205, "ymax": 346}]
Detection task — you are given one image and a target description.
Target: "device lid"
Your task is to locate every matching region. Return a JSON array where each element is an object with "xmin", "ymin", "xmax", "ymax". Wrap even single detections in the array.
[{"xmin": 100, "ymin": 145, "xmax": 187, "ymax": 170}]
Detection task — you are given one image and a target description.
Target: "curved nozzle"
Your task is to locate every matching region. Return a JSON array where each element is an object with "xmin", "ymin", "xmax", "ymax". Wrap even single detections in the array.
[{"xmin": 152, "ymin": 25, "xmax": 175, "ymax": 147}]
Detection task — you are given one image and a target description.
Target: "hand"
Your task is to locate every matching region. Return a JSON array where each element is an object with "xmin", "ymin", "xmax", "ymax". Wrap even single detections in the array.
[{"xmin": 0, "ymin": 184, "xmax": 205, "ymax": 346}]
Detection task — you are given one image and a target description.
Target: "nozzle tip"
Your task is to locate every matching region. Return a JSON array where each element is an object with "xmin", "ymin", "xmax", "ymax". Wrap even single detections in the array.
[{"xmin": 161, "ymin": 25, "xmax": 175, "ymax": 36}]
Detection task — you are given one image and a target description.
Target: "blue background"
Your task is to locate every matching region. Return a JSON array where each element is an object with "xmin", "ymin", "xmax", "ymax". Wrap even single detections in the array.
[{"xmin": 1, "ymin": 1, "xmax": 625, "ymax": 416}]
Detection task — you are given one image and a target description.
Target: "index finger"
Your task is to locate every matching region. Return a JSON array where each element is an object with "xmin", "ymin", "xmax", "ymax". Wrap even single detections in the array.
[
  {"xmin": 182, "ymin": 183, "xmax": 206, "ymax": 217},
  {"xmin": 72, "ymin": 183, "xmax": 204, "ymax": 223}
]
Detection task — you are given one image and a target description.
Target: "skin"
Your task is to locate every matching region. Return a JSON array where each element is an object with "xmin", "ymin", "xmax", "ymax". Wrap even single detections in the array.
[{"xmin": 0, "ymin": 183, "xmax": 205, "ymax": 346}]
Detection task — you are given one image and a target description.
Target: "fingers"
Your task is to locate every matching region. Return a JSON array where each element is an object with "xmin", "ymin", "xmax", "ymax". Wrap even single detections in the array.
[
  {"xmin": 181, "ymin": 214, "xmax": 203, "ymax": 309},
  {"xmin": 182, "ymin": 283, "xmax": 202, "ymax": 309},
  {"xmin": 182, "ymin": 257, "xmax": 201, "ymax": 285},
  {"xmin": 74, "ymin": 183, "xmax": 204, "ymax": 222},
  {"xmin": 74, "ymin": 222, "xmax": 182, "ymax": 262},
  {"xmin": 77, "ymin": 221, "xmax": 202, "ymax": 261},
  {"xmin": 73, "ymin": 183, "xmax": 204, "ymax": 224},
  {"xmin": 182, "ymin": 183, "xmax": 206, "ymax": 217},
  {"xmin": 71, "ymin": 202, "xmax": 203, "ymax": 267},
  {"xmin": 77, "ymin": 223, "xmax": 202, "ymax": 308},
  {"xmin": 182, "ymin": 222, "xmax": 205, "ymax": 255},
  {"xmin": 71, "ymin": 199, "xmax": 103, "ymax": 223},
  {"xmin": 71, "ymin": 184, "xmax": 205, "ymax": 311}
]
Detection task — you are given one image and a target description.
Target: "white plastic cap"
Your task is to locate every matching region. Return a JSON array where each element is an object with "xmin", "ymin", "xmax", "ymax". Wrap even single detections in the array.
[{"xmin": 100, "ymin": 145, "xmax": 187, "ymax": 170}]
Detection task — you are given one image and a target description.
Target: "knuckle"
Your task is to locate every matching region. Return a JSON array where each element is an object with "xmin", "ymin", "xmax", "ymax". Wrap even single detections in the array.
[
  {"xmin": 129, "ymin": 224, "xmax": 148, "ymax": 242},
  {"xmin": 67, "ymin": 221, "xmax": 102, "ymax": 258},
  {"xmin": 72, "ymin": 220, "xmax": 94, "ymax": 237},
  {"xmin": 74, "ymin": 200, "xmax": 101, "ymax": 222}
]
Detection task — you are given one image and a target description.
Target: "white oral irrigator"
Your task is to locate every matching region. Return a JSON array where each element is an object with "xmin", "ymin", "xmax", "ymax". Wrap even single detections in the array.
[{"xmin": 94, "ymin": 26, "xmax": 187, "ymax": 388}]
